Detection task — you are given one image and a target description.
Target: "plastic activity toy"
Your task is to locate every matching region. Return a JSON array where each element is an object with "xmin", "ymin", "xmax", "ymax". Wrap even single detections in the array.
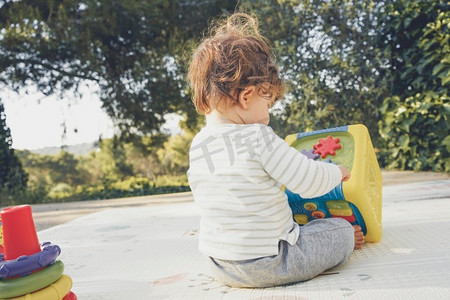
[
  {"xmin": 284, "ymin": 124, "xmax": 382, "ymax": 242},
  {"xmin": 0, "ymin": 205, "xmax": 77, "ymax": 300}
]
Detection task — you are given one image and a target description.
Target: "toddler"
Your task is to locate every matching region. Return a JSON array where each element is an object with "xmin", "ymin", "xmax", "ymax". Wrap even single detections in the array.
[{"xmin": 187, "ymin": 12, "xmax": 364, "ymax": 288}]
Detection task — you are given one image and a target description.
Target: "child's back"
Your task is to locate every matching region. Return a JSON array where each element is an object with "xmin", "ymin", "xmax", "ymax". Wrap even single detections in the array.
[{"xmin": 187, "ymin": 12, "xmax": 364, "ymax": 288}]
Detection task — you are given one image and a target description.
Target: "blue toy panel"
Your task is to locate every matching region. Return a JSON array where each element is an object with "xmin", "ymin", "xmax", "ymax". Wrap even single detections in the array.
[
  {"xmin": 286, "ymin": 126, "xmax": 367, "ymax": 235},
  {"xmin": 295, "ymin": 125, "xmax": 349, "ymax": 139},
  {"xmin": 286, "ymin": 188, "xmax": 367, "ymax": 235}
]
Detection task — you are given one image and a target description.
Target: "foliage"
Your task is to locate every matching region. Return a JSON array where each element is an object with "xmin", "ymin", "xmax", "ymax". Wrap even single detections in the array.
[
  {"xmin": 47, "ymin": 175, "xmax": 189, "ymax": 203},
  {"xmin": 1, "ymin": 0, "xmax": 449, "ymax": 207},
  {"xmin": 241, "ymin": 0, "xmax": 389, "ymax": 139},
  {"xmin": 0, "ymin": 1, "xmax": 237, "ymax": 204},
  {"xmin": 0, "ymin": 100, "xmax": 28, "ymax": 206},
  {"xmin": 0, "ymin": 184, "xmax": 48, "ymax": 207},
  {"xmin": 377, "ymin": 0, "xmax": 449, "ymax": 171},
  {"xmin": 121, "ymin": 132, "xmax": 169, "ymax": 180},
  {"xmin": 10, "ymin": 132, "xmax": 190, "ymax": 205},
  {"xmin": 96, "ymin": 137, "xmax": 134, "ymax": 183},
  {"xmin": 0, "ymin": 0, "xmax": 237, "ymax": 134},
  {"xmin": 17, "ymin": 150, "xmax": 90, "ymax": 187},
  {"xmin": 241, "ymin": 0, "xmax": 449, "ymax": 171},
  {"xmin": 157, "ymin": 131, "xmax": 193, "ymax": 175},
  {"xmin": 379, "ymin": 93, "xmax": 449, "ymax": 171}
]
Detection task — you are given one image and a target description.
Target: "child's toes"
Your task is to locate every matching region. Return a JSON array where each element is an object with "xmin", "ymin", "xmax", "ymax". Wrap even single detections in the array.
[{"xmin": 353, "ymin": 225, "xmax": 362, "ymax": 232}]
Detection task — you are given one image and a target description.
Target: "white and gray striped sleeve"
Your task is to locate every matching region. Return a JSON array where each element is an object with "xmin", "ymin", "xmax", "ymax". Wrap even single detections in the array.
[{"xmin": 258, "ymin": 126, "xmax": 342, "ymax": 198}]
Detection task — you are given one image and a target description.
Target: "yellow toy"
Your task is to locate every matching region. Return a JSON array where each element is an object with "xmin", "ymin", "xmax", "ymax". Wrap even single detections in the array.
[
  {"xmin": 6, "ymin": 275, "xmax": 73, "ymax": 300},
  {"xmin": 284, "ymin": 124, "xmax": 382, "ymax": 242}
]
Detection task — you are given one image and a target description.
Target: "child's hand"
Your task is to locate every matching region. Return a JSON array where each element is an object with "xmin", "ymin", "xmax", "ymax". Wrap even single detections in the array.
[{"xmin": 338, "ymin": 165, "xmax": 351, "ymax": 182}]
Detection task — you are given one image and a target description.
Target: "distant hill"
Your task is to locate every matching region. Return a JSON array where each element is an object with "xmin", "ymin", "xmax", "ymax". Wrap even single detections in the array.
[{"xmin": 27, "ymin": 142, "xmax": 99, "ymax": 156}]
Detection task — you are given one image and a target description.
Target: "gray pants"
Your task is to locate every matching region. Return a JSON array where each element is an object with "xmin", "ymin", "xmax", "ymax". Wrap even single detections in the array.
[{"xmin": 206, "ymin": 218, "xmax": 354, "ymax": 288}]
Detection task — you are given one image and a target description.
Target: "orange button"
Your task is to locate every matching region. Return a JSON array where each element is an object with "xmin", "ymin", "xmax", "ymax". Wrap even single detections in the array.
[{"xmin": 311, "ymin": 211, "xmax": 326, "ymax": 219}]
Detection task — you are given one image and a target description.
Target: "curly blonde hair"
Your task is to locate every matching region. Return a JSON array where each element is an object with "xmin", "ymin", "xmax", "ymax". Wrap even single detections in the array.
[{"xmin": 187, "ymin": 13, "xmax": 285, "ymax": 115}]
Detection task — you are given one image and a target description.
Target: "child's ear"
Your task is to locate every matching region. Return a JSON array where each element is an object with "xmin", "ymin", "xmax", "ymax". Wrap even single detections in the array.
[{"xmin": 237, "ymin": 86, "xmax": 256, "ymax": 110}]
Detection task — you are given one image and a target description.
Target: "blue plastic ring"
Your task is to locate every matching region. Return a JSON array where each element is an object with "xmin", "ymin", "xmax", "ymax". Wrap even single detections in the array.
[{"xmin": 0, "ymin": 242, "xmax": 61, "ymax": 279}]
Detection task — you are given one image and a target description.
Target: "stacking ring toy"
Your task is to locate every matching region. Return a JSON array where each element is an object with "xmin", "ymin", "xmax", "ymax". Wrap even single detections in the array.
[
  {"xmin": 62, "ymin": 291, "xmax": 78, "ymax": 300},
  {"xmin": 6, "ymin": 275, "xmax": 73, "ymax": 300},
  {"xmin": 0, "ymin": 260, "xmax": 64, "ymax": 299},
  {"xmin": 0, "ymin": 242, "xmax": 61, "ymax": 279}
]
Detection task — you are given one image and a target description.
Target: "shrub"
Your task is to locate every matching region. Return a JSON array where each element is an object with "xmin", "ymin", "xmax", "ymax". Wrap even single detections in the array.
[{"xmin": 378, "ymin": 92, "xmax": 449, "ymax": 171}]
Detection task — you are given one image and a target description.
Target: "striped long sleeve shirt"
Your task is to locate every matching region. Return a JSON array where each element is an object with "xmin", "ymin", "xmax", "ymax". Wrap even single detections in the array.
[{"xmin": 187, "ymin": 123, "xmax": 342, "ymax": 260}]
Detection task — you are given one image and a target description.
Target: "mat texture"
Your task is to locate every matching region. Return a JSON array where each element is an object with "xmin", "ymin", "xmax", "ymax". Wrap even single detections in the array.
[{"xmin": 38, "ymin": 180, "xmax": 450, "ymax": 299}]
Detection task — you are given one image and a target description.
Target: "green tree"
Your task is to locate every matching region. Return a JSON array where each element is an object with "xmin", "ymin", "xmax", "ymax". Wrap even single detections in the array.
[
  {"xmin": 0, "ymin": 100, "xmax": 30, "ymax": 206},
  {"xmin": 0, "ymin": 0, "xmax": 237, "ymax": 135},
  {"xmin": 95, "ymin": 137, "xmax": 134, "ymax": 183},
  {"xmin": 241, "ymin": 0, "xmax": 388, "ymax": 139},
  {"xmin": 17, "ymin": 150, "xmax": 89, "ymax": 187},
  {"xmin": 157, "ymin": 132, "xmax": 193, "ymax": 175},
  {"xmin": 377, "ymin": 0, "xmax": 449, "ymax": 171},
  {"xmin": 241, "ymin": 1, "xmax": 449, "ymax": 171},
  {"xmin": 123, "ymin": 133, "xmax": 169, "ymax": 180},
  {"xmin": 0, "ymin": 101, "xmax": 28, "ymax": 192},
  {"xmin": 46, "ymin": 151, "xmax": 89, "ymax": 186}
]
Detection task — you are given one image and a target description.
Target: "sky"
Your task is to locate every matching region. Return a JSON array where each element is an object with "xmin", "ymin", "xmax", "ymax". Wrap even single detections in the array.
[
  {"xmin": 2, "ymin": 86, "xmax": 116, "ymax": 150},
  {"xmin": 2, "ymin": 85, "xmax": 183, "ymax": 150}
]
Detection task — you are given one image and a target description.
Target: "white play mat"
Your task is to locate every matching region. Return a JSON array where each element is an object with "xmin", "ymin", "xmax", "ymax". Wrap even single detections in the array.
[{"xmin": 38, "ymin": 180, "xmax": 450, "ymax": 299}]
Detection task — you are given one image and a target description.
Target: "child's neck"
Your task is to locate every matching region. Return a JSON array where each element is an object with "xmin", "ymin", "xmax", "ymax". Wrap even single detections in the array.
[{"xmin": 206, "ymin": 109, "xmax": 245, "ymax": 126}]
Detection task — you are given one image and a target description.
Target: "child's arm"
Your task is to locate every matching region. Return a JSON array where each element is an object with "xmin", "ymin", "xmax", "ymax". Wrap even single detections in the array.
[{"xmin": 258, "ymin": 126, "xmax": 343, "ymax": 198}]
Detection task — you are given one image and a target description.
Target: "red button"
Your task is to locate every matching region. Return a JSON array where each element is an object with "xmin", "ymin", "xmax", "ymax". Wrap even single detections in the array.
[{"xmin": 332, "ymin": 214, "xmax": 356, "ymax": 223}]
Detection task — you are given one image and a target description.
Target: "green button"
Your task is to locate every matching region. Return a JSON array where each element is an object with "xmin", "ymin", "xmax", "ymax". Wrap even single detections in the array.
[
  {"xmin": 326, "ymin": 200, "xmax": 350, "ymax": 210},
  {"xmin": 303, "ymin": 202, "xmax": 318, "ymax": 211},
  {"xmin": 294, "ymin": 214, "xmax": 309, "ymax": 225},
  {"xmin": 329, "ymin": 208, "xmax": 353, "ymax": 217}
]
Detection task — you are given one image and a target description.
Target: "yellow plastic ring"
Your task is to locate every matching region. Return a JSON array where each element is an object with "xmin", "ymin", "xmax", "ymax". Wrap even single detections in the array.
[{"xmin": 5, "ymin": 275, "xmax": 73, "ymax": 300}]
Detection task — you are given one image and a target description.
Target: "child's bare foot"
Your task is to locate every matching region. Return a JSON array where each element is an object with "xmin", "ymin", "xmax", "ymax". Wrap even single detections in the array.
[{"xmin": 353, "ymin": 225, "xmax": 365, "ymax": 249}]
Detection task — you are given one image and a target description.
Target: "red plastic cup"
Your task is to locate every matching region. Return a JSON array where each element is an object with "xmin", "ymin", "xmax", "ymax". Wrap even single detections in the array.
[
  {"xmin": 1, "ymin": 205, "xmax": 41, "ymax": 260},
  {"xmin": 0, "ymin": 216, "xmax": 4, "ymax": 254}
]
